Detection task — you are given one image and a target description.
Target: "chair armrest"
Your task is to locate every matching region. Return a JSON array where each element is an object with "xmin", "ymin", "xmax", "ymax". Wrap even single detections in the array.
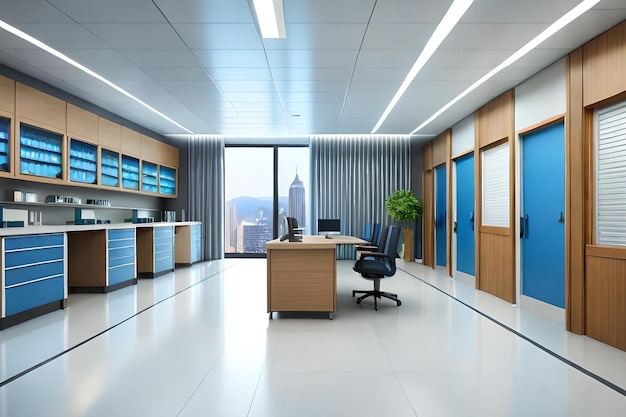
[
  {"xmin": 355, "ymin": 245, "xmax": 377, "ymax": 251},
  {"xmin": 358, "ymin": 251, "xmax": 389, "ymax": 261}
]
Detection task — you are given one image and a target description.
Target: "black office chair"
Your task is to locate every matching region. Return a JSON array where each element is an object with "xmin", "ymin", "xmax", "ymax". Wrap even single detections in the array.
[
  {"xmin": 352, "ymin": 225, "xmax": 402, "ymax": 310},
  {"xmin": 355, "ymin": 224, "xmax": 386, "ymax": 253}
]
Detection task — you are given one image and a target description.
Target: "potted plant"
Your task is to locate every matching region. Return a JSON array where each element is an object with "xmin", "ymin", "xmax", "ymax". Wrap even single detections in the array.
[{"xmin": 385, "ymin": 190, "xmax": 423, "ymax": 261}]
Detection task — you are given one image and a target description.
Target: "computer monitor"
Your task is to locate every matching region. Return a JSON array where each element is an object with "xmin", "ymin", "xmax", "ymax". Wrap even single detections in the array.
[{"xmin": 318, "ymin": 218, "xmax": 341, "ymax": 235}]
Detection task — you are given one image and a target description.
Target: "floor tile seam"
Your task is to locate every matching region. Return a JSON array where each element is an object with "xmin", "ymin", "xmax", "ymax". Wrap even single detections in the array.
[
  {"xmin": 246, "ymin": 327, "xmax": 283, "ymax": 417},
  {"xmin": 398, "ymin": 266, "xmax": 626, "ymax": 397},
  {"xmin": 0, "ymin": 260, "xmax": 238, "ymax": 389},
  {"xmin": 175, "ymin": 358, "xmax": 222, "ymax": 417}
]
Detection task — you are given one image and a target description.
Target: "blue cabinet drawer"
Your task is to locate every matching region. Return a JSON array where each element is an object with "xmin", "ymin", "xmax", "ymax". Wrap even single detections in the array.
[
  {"xmin": 109, "ymin": 254, "xmax": 135, "ymax": 268},
  {"xmin": 109, "ymin": 246, "xmax": 134, "ymax": 260},
  {"xmin": 6, "ymin": 275, "xmax": 64, "ymax": 316},
  {"xmin": 108, "ymin": 238, "xmax": 134, "ymax": 249},
  {"xmin": 5, "ymin": 233, "xmax": 64, "ymax": 251},
  {"xmin": 5, "ymin": 246, "xmax": 64, "ymax": 268},
  {"xmin": 108, "ymin": 263, "xmax": 135, "ymax": 286},
  {"xmin": 154, "ymin": 226, "xmax": 173, "ymax": 239},
  {"xmin": 154, "ymin": 256, "xmax": 173, "ymax": 273},
  {"xmin": 108, "ymin": 228, "xmax": 134, "ymax": 240},
  {"xmin": 5, "ymin": 260, "xmax": 64, "ymax": 286},
  {"xmin": 154, "ymin": 242, "xmax": 172, "ymax": 255}
]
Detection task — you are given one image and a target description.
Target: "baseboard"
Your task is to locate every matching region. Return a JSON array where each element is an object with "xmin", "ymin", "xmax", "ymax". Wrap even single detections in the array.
[{"xmin": 0, "ymin": 299, "xmax": 66, "ymax": 330}]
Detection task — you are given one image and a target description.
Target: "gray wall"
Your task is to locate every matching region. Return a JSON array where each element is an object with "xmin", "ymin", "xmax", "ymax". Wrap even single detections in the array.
[{"xmin": 410, "ymin": 137, "xmax": 424, "ymax": 260}]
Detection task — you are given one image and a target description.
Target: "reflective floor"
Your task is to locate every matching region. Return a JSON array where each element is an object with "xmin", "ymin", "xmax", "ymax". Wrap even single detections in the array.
[{"xmin": 1, "ymin": 259, "xmax": 626, "ymax": 416}]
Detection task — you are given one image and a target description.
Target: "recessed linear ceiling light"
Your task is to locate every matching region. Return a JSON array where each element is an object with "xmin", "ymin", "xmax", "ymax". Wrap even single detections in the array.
[
  {"xmin": 252, "ymin": 0, "xmax": 286, "ymax": 39},
  {"xmin": 370, "ymin": 0, "xmax": 475, "ymax": 134},
  {"xmin": 0, "ymin": 20, "xmax": 193, "ymax": 134},
  {"xmin": 409, "ymin": 0, "xmax": 601, "ymax": 134}
]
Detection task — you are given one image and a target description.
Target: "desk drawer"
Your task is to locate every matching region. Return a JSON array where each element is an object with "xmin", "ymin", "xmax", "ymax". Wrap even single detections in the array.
[{"xmin": 5, "ymin": 275, "xmax": 65, "ymax": 316}]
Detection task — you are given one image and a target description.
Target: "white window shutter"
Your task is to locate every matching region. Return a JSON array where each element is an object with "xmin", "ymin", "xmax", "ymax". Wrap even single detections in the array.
[
  {"xmin": 596, "ymin": 102, "xmax": 626, "ymax": 246},
  {"xmin": 482, "ymin": 142, "xmax": 510, "ymax": 227}
]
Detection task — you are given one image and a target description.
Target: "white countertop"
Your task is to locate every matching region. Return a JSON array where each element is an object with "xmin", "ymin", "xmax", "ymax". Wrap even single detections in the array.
[{"xmin": 0, "ymin": 221, "xmax": 201, "ymax": 237}]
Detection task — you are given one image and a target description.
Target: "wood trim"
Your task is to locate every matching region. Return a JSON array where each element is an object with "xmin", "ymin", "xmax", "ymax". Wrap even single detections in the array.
[
  {"xmin": 67, "ymin": 230, "xmax": 107, "ymax": 287},
  {"xmin": 432, "ymin": 131, "xmax": 447, "ymax": 167},
  {"xmin": 121, "ymin": 126, "xmax": 141, "ymax": 157},
  {"xmin": 423, "ymin": 142, "xmax": 432, "ymax": 171},
  {"xmin": 479, "ymin": 225, "xmax": 510, "ymax": 236},
  {"xmin": 446, "ymin": 130, "xmax": 452, "ymax": 277},
  {"xmin": 15, "ymin": 83, "xmax": 66, "ymax": 133},
  {"xmin": 98, "ymin": 118, "xmax": 121, "ymax": 150},
  {"xmin": 0, "ymin": 75, "xmax": 15, "ymax": 116},
  {"xmin": 516, "ymin": 114, "xmax": 565, "ymax": 136},
  {"xmin": 586, "ymin": 245, "xmax": 626, "ymax": 260},
  {"xmin": 566, "ymin": 48, "xmax": 586, "ymax": 335},
  {"xmin": 474, "ymin": 113, "xmax": 481, "ymax": 289}
]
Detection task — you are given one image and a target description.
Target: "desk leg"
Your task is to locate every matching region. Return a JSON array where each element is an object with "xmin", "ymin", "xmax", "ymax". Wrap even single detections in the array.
[
  {"xmin": 329, "ymin": 312, "xmax": 334, "ymax": 320},
  {"xmin": 269, "ymin": 312, "xmax": 273, "ymax": 320}
]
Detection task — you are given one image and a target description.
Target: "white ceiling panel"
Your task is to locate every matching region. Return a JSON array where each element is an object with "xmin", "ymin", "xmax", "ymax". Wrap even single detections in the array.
[
  {"xmin": 195, "ymin": 49, "xmax": 268, "ymax": 68},
  {"xmin": 48, "ymin": 0, "xmax": 165, "ymax": 23},
  {"xmin": 361, "ymin": 23, "xmax": 434, "ymax": 50},
  {"xmin": 118, "ymin": 50, "xmax": 199, "ymax": 67},
  {"xmin": 0, "ymin": 0, "xmax": 623, "ymax": 138},
  {"xmin": 83, "ymin": 23, "xmax": 187, "ymax": 50},
  {"xmin": 266, "ymin": 49, "xmax": 359, "ymax": 68},
  {"xmin": 262, "ymin": 24, "xmax": 367, "ymax": 50},
  {"xmin": 283, "ymin": 0, "xmax": 376, "ymax": 23},
  {"xmin": 173, "ymin": 23, "xmax": 263, "ymax": 49}
]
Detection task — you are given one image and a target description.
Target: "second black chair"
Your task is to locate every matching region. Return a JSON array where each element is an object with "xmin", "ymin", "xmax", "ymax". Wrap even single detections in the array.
[{"xmin": 352, "ymin": 225, "xmax": 402, "ymax": 311}]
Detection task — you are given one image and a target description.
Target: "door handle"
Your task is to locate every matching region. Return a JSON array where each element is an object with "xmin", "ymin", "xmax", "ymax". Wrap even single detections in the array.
[
  {"xmin": 558, "ymin": 211, "xmax": 565, "ymax": 223},
  {"xmin": 469, "ymin": 211, "xmax": 474, "ymax": 231},
  {"xmin": 520, "ymin": 214, "xmax": 529, "ymax": 238},
  {"xmin": 453, "ymin": 221, "xmax": 457, "ymax": 233}
]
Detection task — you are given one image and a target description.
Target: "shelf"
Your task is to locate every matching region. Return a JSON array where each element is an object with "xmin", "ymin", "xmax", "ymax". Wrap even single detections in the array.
[
  {"xmin": 141, "ymin": 161, "xmax": 158, "ymax": 193},
  {"xmin": 0, "ymin": 116, "xmax": 9, "ymax": 173},
  {"xmin": 19, "ymin": 123, "xmax": 64, "ymax": 180},
  {"xmin": 159, "ymin": 166, "xmax": 176, "ymax": 195},
  {"xmin": 121, "ymin": 155, "xmax": 140, "ymax": 191},
  {"xmin": 0, "ymin": 200, "xmax": 160, "ymax": 212}
]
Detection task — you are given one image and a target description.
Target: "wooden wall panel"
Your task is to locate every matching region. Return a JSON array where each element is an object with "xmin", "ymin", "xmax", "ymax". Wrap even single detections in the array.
[
  {"xmin": 476, "ymin": 90, "xmax": 514, "ymax": 148},
  {"xmin": 98, "ymin": 118, "xmax": 121, "ymax": 150},
  {"xmin": 479, "ymin": 231, "xmax": 515, "ymax": 303},
  {"xmin": 431, "ymin": 131, "xmax": 448, "ymax": 168},
  {"xmin": 141, "ymin": 134, "xmax": 179, "ymax": 168},
  {"xmin": 121, "ymin": 126, "xmax": 141, "ymax": 156},
  {"xmin": 423, "ymin": 169, "xmax": 434, "ymax": 267},
  {"xmin": 15, "ymin": 83, "xmax": 66, "ymax": 132},
  {"xmin": 67, "ymin": 104, "xmax": 97, "ymax": 144},
  {"xmin": 585, "ymin": 252, "xmax": 626, "ymax": 351},
  {"xmin": 0, "ymin": 75, "xmax": 15, "ymax": 116},
  {"xmin": 423, "ymin": 142, "xmax": 432, "ymax": 171},
  {"xmin": 583, "ymin": 22, "xmax": 626, "ymax": 107}
]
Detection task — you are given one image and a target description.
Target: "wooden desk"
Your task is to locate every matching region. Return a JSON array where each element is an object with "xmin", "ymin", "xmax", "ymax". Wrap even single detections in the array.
[{"xmin": 265, "ymin": 235, "xmax": 366, "ymax": 319}]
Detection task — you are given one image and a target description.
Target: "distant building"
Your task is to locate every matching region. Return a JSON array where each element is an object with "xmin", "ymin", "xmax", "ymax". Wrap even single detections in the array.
[
  {"xmin": 239, "ymin": 222, "xmax": 272, "ymax": 253},
  {"xmin": 225, "ymin": 200, "xmax": 238, "ymax": 253},
  {"xmin": 288, "ymin": 171, "xmax": 306, "ymax": 228}
]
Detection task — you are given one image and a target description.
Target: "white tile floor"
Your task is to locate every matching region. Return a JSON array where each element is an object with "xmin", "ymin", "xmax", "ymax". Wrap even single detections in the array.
[{"xmin": 1, "ymin": 259, "xmax": 626, "ymax": 417}]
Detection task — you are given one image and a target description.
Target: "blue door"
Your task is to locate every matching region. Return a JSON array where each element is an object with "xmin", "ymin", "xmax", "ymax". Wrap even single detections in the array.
[
  {"xmin": 521, "ymin": 122, "xmax": 565, "ymax": 308},
  {"xmin": 435, "ymin": 165, "xmax": 447, "ymax": 267},
  {"xmin": 455, "ymin": 153, "xmax": 475, "ymax": 275}
]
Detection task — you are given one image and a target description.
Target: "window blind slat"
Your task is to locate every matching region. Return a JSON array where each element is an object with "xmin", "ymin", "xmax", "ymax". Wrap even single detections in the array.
[
  {"xmin": 482, "ymin": 143, "xmax": 509, "ymax": 227},
  {"xmin": 596, "ymin": 101, "xmax": 626, "ymax": 246}
]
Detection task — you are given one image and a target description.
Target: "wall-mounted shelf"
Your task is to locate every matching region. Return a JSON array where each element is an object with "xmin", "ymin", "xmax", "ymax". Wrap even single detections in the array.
[
  {"xmin": 0, "ymin": 200, "xmax": 159, "ymax": 212},
  {"xmin": 19, "ymin": 123, "xmax": 63, "ymax": 180},
  {"xmin": 121, "ymin": 155, "xmax": 140, "ymax": 191},
  {"xmin": 69, "ymin": 138, "xmax": 97, "ymax": 184},
  {"xmin": 141, "ymin": 161, "xmax": 158, "ymax": 193},
  {"xmin": 0, "ymin": 116, "xmax": 10, "ymax": 172},
  {"xmin": 159, "ymin": 166, "xmax": 176, "ymax": 195},
  {"xmin": 101, "ymin": 148, "xmax": 120, "ymax": 188}
]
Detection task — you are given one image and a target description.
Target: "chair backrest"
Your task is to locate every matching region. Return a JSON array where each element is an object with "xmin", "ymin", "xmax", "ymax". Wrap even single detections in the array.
[
  {"xmin": 370, "ymin": 223, "xmax": 382, "ymax": 245},
  {"xmin": 376, "ymin": 225, "xmax": 389, "ymax": 252},
  {"xmin": 382, "ymin": 226, "xmax": 401, "ymax": 274}
]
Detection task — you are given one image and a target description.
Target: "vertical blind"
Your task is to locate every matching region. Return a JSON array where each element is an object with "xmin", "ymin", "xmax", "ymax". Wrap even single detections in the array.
[
  {"xmin": 310, "ymin": 135, "xmax": 411, "ymax": 259},
  {"xmin": 596, "ymin": 101, "xmax": 626, "ymax": 246},
  {"xmin": 188, "ymin": 135, "xmax": 225, "ymax": 260},
  {"xmin": 482, "ymin": 142, "xmax": 509, "ymax": 227}
]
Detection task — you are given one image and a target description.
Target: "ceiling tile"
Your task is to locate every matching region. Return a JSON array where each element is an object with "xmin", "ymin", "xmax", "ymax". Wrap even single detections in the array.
[
  {"xmin": 153, "ymin": 0, "xmax": 254, "ymax": 23},
  {"xmin": 371, "ymin": 0, "xmax": 452, "ymax": 23},
  {"xmin": 270, "ymin": 67, "xmax": 353, "ymax": 81},
  {"xmin": 208, "ymin": 67, "xmax": 273, "ymax": 81},
  {"xmin": 48, "ymin": 0, "xmax": 165, "ymax": 23},
  {"xmin": 84, "ymin": 23, "xmax": 186, "ymax": 49},
  {"xmin": 262, "ymin": 23, "xmax": 367, "ymax": 50},
  {"xmin": 119, "ymin": 49, "xmax": 199, "ymax": 67},
  {"xmin": 142, "ymin": 66, "xmax": 212, "ymax": 81},
  {"xmin": 361, "ymin": 23, "xmax": 434, "ymax": 50},
  {"xmin": 274, "ymin": 80, "xmax": 349, "ymax": 93},
  {"xmin": 355, "ymin": 49, "xmax": 416, "ymax": 68},
  {"xmin": 62, "ymin": 48, "xmax": 135, "ymax": 67},
  {"xmin": 195, "ymin": 49, "xmax": 268, "ymax": 68},
  {"xmin": 214, "ymin": 80, "xmax": 276, "ymax": 93},
  {"xmin": 9, "ymin": 23, "xmax": 109, "ymax": 49},
  {"xmin": 283, "ymin": 0, "xmax": 376, "ymax": 23},
  {"xmin": 266, "ymin": 49, "xmax": 359, "ymax": 68},
  {"xmin": 0, "ymin": 0, "xmax": 72, "ymax": 23},
  {"xmin": 173, "ymin": 23, "xmax": 263, "ymax": 49}
]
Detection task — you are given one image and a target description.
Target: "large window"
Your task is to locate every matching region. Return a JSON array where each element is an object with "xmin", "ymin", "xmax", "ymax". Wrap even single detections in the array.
[{"xmin": 225, "ymin": 145, "xmax": 309, "ymax": 256}]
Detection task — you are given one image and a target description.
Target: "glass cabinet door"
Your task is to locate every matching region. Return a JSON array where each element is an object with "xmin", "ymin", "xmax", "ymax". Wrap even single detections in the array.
[
  {"xmin": 101, "ymin": 148, "xmax": 119, "ymax": 187},
  {"xmin": 159, "ymin": 166, "xmax": 176, "ymax": 195},
  {"xmin": 69, "ymin": 138, "xmax": 97, "ymax": 184},
  {"xmin": 141, "ymin": 161, "xmax": 158, "ymax": 193},
  {"xmin": 121, "ymin": 155, "xmax": 140, "ymax": 190},
  {"xmin": 0, "ymin": 116, "xmax": 9, "ymax": 172},
  {"xmin": 19, "ymin": 123, "xmax": 63, "ymax": 179}
]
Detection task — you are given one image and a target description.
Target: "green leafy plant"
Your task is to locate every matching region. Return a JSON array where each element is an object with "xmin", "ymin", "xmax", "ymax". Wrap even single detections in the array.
[{"xmin": 385, "ymin": 190, "xmax": 423, "ymax": 230}]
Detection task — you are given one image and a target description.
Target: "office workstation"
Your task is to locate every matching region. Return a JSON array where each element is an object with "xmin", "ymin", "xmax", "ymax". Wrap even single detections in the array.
[{"xmin": 1, "ymin": 1, "xmax": 626, "ymax": 416}]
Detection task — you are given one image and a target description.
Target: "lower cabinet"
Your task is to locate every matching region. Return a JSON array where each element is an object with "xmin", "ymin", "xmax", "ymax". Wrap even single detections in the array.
[
  {"xmin": 1, "ymin": 233, "xmax": 67, "ymax": 329},
  {"xmin": 175, "ymin": 222, "xmax": 202, "ymax": 265},
  {"xmin": 67, "ymin": 228, "xmax": 137, "ymax": 293},
  {"xmin": 137, "ymin": 224, "xmax": 174, "ymax": 278}
]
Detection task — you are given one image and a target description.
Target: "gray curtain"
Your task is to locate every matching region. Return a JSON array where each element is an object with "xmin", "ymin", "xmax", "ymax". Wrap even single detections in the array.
[
  {"xmin": 310, "ymin": 135, "xmax": 411, "ymax": 259},
  {"xmin": 188, "ymin": 135, "xmax": 225, "ymax": 260}
]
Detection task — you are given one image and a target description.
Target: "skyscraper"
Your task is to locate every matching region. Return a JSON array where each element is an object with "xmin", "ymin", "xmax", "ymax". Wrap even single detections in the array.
[{"xmin": 288, "ymin": 171, "xmax": 306, "ymax": 228}]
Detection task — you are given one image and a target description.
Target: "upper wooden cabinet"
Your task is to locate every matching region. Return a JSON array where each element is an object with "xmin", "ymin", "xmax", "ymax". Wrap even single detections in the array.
[
  {"xmin": 67, "ymin": 104, "xmax": 97, "ymax": 144},
  {"xmin": 98, "ymin": 118, "xmax": 121, "ymax": 150},
  {"xmin": 140, "ymin": 134, "xmax": 179, "ymax": 168},
  {"xmin": 121, "ymin": 126, "xmax": 141, "ymax": 157},
  {"xmin": 0, "ymin": 75, "xmax": 15, "ymax": 116},
  {"xmin": 16, "ymin": 83, "xmax": 66, "ymax": 132}
]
